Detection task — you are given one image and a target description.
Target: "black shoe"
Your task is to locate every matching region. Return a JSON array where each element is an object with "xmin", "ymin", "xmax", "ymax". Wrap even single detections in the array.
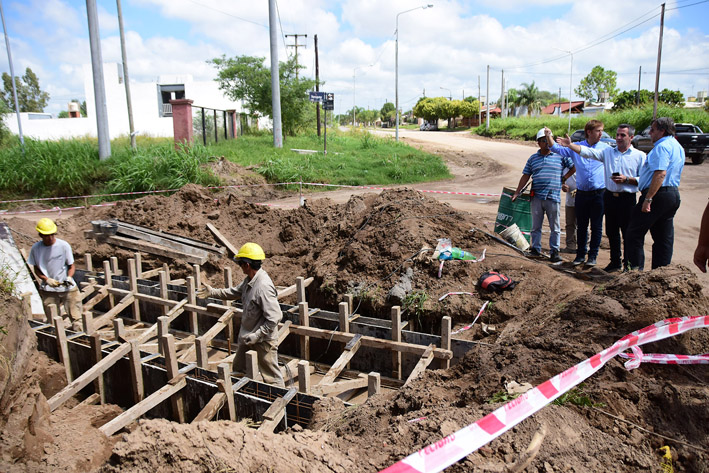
[
  {"xmin": 603, "ymin": 263, "xmax": 622, "ymax": 272},
  {"xmin": 549, "ymin": 251, "xmax": 562, "ymax": 263},
  {"xmin": 572, "ymin": 256, "xmax": 585, "ymax": 266},
  {"xmin": 528, "ymin": 248, "xmax": 542, "ymax": 257},
  {"xmin": 586, "ymin": 257, "xmax": 597, "ymax": 267},
  {"xmin": 561, "ymin": 247, "xmax": 576, "ymax": 254}
]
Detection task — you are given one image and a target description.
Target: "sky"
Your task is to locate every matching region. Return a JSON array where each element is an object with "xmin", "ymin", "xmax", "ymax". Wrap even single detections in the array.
[{"xmin": 1, "ymin": 0, "xmax": 708, "ymax": 118}]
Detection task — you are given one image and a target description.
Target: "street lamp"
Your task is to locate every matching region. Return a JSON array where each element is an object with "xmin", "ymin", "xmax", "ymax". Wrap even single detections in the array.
[
  {"xmin": 553, "ymin": 47, "xmax": 573, "ymax": 134},
  {"xmin": 353, "ymin": 64, "xmax": 373, "ymax": 128},
  {"xmin": 395, "ymin": 4, "xmax": 433, "ymax": 142},
  {"xmin": 440, "ymin": 86, "xmax": 452, "ymax": 100}
]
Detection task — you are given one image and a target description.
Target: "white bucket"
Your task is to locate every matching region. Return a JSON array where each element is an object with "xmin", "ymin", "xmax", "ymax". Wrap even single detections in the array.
[{"xmin": 499, "ymin": 224, "xmax": 530, "ymax": 251}]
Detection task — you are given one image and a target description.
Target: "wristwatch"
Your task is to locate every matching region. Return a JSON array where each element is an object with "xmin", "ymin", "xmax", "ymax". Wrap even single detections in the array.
[{"xmin": 645, "ymin": 198, "xmax": 653, "ymax": 203}]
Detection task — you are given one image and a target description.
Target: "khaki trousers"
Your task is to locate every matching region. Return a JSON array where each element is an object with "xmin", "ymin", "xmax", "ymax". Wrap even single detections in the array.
[
  {"xmin": 40, "ymin": 288, "xmax": 83, "ymax": 323},
  {"xmin": 234, "ymin": 338, "xmax": 285, "ymax": 387}
]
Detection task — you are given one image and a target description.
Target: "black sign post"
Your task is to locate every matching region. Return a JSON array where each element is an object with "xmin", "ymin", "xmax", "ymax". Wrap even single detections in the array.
[{"xmin": 321, "ymin": 93, "xmax": 334, "ymax": 155}]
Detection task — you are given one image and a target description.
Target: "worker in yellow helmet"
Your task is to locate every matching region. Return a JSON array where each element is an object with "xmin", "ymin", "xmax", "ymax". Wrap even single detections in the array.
[
  {"xmin": 28, "ymin": 218, "xmax": 83, "ymax": 330},
  {"xmin": 197, "ymin": 242, "xmax": 284, "ymax": 387}
]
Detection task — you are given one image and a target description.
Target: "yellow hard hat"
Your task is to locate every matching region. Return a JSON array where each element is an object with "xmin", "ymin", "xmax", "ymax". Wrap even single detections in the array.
[
  {"xmin": 235, "ymin": 242, "xmax": 266, "ymax": 261},
  {"xmin": 36, "ymin": 218, "xmax": 57, "ymax": 235}
]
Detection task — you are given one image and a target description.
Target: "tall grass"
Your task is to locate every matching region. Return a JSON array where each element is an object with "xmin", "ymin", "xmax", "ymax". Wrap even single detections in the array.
[{"xmin": 476, "ymin": 105, "xmax": 709, "ymax": 141}]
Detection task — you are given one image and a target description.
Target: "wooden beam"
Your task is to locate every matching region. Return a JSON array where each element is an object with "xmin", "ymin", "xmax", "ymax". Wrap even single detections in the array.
[
  {"xmin": 129, "ymin": 340, "xmax": 144, "ymax": 403},
  {"xmin": 74, "ymin": 393, "xmax": 100, "ymax": 409},
  {"xmin": 296, "ymin": 276, "xmax": 306, "ymax": 304},
  {"xmin": 405, "ymin": 344, "xmax": 435, "ymax": 386},
  {"xmin": 276, "ymin": 320, "xmax": 291, "ymax": 346},
  {"xmin": 391, "ymin": 306, "xmax": 402, "ymax": 380},
  {"xmin": 158, "ymin": 270, "xmax": 169, "ymax": 316},
  {"xmin": 102, "ymin": 261, "xmax": 114, "ymax": 308},
  {"xmin": 186, "ymin": 276, "xmax": 198, "ymax": 334},
  {"xmin": 277, "ymin": 277, "xmax": 314, "ymax": 299},
  {"xmin": 258, "ymin": 387, "xmax": 298, "ymax": 433},
  {"xmin": 99, "ymin": 375, "xmax": 187, "ymax": 436},
  {"xmin": 298, "ymin": 302, "xmax": 310, "ymax": 360},
  {"xmin": 218, "ymin": 363, "xmax": 236, "ymax": 421},
  {"xmin": 317, "ymin": 334, "xmax": 362, "ymax": 387},
  {"xmin": 91, "ymin": 294, "xmax": 135, "ymax": 331},
  {"xmin": 85, "ymin": 253, "xmax": 93, "ymax": 272},
  {"xmin": 440, "ymin": 316, "xmax": 451, "ymax": 370},
  {"xmin": 192, "ymin": 392, "xmax": 226, "ymax": 423},
  {"xmin": 180, "ymin": 308, "xmax": 238, "ymax": 363},
  {"xmin": 112, "ymin": 219, "xmax": 225, "ymax": 255},
  {"xmin": 53, "ymin": 316, "xmax": 73, "ymax": 382},
  {"xmin": 92, "ymin": 233, "xmax": 208, "ymax": 265},
  {"xmin": 245, "ymin": 350, "xmax": 260, "ymax": 381},
  {"xmin": 314, "ymin": 374, "xmax": 368, "ymax": 396},
  {"xmin": 89, "ymin": 334, "xmax": 105, "ymax": 404},
  {"xmin": 162, "ymin": 334, "xmax": 185, "ymax": 423},
  {"xmin": 206, "ymin": 223, "xmax": 239, "ymax": 256},
  {"xmin": 127, "ymin": 258, "xmax": 141, "ymax": 321},
  {"xmin": 298, "ymin": 360, "xmax": 310, "ymax": 394},
  {"xmin": 83, "ymin": 286, "xmax": 108, "ymax": 311},
  {"xmin": 368, "ymin": 372, "xmax": 381, "ymax": 397}
]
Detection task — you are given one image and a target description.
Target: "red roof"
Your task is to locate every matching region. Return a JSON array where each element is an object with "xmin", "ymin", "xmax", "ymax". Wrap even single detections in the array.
[
  {"xmin": 541, "ymin": 101, "xmax": 585, "ymax": 114},
  {"xmin": 481, "ymin": 106, "xmax": 501, "ymax": 114}
]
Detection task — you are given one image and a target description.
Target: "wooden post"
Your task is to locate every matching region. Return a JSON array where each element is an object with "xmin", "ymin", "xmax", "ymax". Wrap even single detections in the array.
[
  {"xmin": 193, "ymin": 264, "xmax": 201, "ymax": 290},
  {"xmin": 82, "ymin": 310, "xmax": 94, "ymax": 335},
  {"xmin": 161, "ymin": 334, "xmax": 185, "ymax": 423},
  {"xmin": 299, "ymin": 302, "xmax": 310, "ymax": 360},
  {"xmin": 196, "ymin": 337, "xmax": 209, "ymax": 369},
  {"xmin": 162, "ymin": 263, "xmax": 170, "ymax": 282},
  {"xmin": 103, "ymin": 260, "xmax": 115, "ymax": 308},
  {"xmin": 85, "ymin": 253, "xmax": 93, "ymax": 272},
  {"xmin": 127, "ymin": 258, "xmax": 141, "ymax": 321},
  {"xmin": 218, "ymin": 363, "xmax": 236, "ymax": 421},
  {"xmin": 113, "ymin": 318, "xmax": 126, "ymax": 342},
  {"xmin": 47, "ymin": 302, "xmax": 58, "ymax": 324},
  {"xmin": 245, "ymin": 350, "xmax": 259, "ymax": 380},
  {"xmin": 89, "ymin": 333, "xmax": 105, "ymax": 404},
  {"xmin": 134, "ymin": 252, "xmax": 142, "ymax": 278},
  {"xmin": 296, "ymin": 276, "xmax": 306, "ymax": 304},
  {"xmin": 159, "ymin": 270, "xmax": 169, "ymax": 316},
  {"xmin": 223, "ymin": 267, "xmax": 232, "ymax": 287},
  {"xmin": 110, "ymin": 257, "xmax": 119, "ymax": 275},
  {"xmin": 297, "ymin": 360, "xmax": 310, "ymax": 394},
  {"xmin": 186, "ymin": 276, "xmax": 198, "ymax": 334},
  {"xmin": 391, "ymin": 306, "xmax": 402, "ymax": 380},
  {"xmin": 344, "ymin": 294, "xmax": 353, "ymax": 314},
  {"xmin": 157, "ymin": 316, "xmax": 169, "ymax": 356},
  {"xmin": 440, "ymin": 316, "xmax": 451, "ymax": 370},
  {"xmin": 53, "ymin": 316, "xmax": 73, "ymax": 382},
  {"xmin": 368, "ymin": 372, "xmax": 381, "ymax": 397},
  {"xmin": 129, "ymin": 340, "xmax": 144, "ymax": 403},
  {"xmin": 339, "ymin": 302, "xmax": 349, "ymax": 333}
]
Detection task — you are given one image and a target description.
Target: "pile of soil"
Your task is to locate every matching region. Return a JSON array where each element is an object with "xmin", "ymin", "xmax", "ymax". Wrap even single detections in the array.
[{"xmin": 2, "ymin": 184, "xmax": 708, "ymax": 472}]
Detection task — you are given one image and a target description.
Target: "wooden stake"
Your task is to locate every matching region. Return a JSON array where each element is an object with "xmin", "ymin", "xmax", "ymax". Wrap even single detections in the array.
[
  {"xmin": 158, "ymin": 270, "xmax": 169, "ymax": 316},
  {"xmin": 162, "ymin": 263, "xmax": 170, "ymax": 282},
  {"xmin": 391, "ymin": 306, "xmax": 402, "ymax": 380},
  {"xmin": 82, "ymin": 310, "xmax": 94, "ymax": 335},
  {"xmin": 440, "ymin": 316, "xmax": 451, "ymax": 370},
  {"xmin": 218, "ymin": 363, "xmax": 236, "ymax": 421},
  {"xmin": 113, "ymin": 318, "xmax": 126, "ymax": 342},
  {"xmin": 129, "ymin": 340, "xmax": 144, "ymax": 403},
  {"xmin": 85, "ymin": 253, "xmax": 93, "ymax": 272},
  {"xmin": 193, "ymin": 264, "xmax": 201, "ymax": 290},
  {"xmin": 368, "ymin": 372, "xmax": 381, "ymax": 397},
  {"xmin": 245, "ymin": 350, "xmax": 260, "ymax": 381},
  {"xmin": 53, "ymin": 316, "xmax": 73, "ymax": 382},
  {"xmin": 223, "ymin": 267, "xmax": 232, "ymax": 287},
  {"xmin": 196, "ymin": 337, "xmax": 209, "ymax": 369},
  {"xmin": 317, "ymin": 333, "xmax": 361, "ymax": 388},
  {"xmin": 192, "ymin": 392, "xmax": 226, "ymax": 423},
  {"xmin": 186, "ymin": 276, "xmax": 198, "ymax": 334},
  {"xmin": 103, "ymin": 260, "xmax": 115, "ymax": 308},
  {"xmin": 134, "ymin": 252, "xmax": 142, "ymax": 278},
  {"xmin": 161, "ymin": 334, "xmax": 185, "ymax": 423},
  {"xmin": 127, "ymin": 258, "xmax": 141, "ymax": 321},
  {"xmin": 110, "ymin": 257, "xmax": 119, "ymax": 275},
  {"xmin": 89, "ymin": 333, "xmax": 105, "ymax": 403},
  {"xmin": 296, "ymin": 276, "xmax": 306, "ymax": 304},
  {"xmin": 297, "ymin": 360, "xmax": 310, "ymax": 394},
  {"xmin": 405, "ymin": 344, "xmax": 435, "ymax": 385},
  {"xmin": 258, "ymin": 387, "xmax": 297, "ymax": 433},
  {"xmin": 344, "ymin": 294, "xmax": 353, "ymax": 314},
  {"xmin": 299, "ymin": 302, "xmax": 310, "ymax": 360}
]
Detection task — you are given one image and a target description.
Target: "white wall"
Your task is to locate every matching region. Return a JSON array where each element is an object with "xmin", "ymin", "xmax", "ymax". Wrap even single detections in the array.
[{"xmin": 4, "ymin": 62, "xmax": 243, "ymax": 141}]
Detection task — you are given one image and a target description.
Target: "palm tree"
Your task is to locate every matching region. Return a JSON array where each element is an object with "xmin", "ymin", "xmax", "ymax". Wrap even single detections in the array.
[{"xmin": 518, "ymin": 81, "xmax": 542, "ymax": 116}]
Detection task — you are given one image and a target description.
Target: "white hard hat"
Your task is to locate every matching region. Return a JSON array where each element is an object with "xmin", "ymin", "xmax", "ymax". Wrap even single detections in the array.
[{"xmin": 535, "ymin": 128, "xmax": 547, "ymax": 140}]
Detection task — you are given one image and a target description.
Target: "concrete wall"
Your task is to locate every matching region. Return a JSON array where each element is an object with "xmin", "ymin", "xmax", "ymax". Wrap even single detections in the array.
[{"xmin": 3, "ymin": 63, "xmax": 243, "ymax": 141}]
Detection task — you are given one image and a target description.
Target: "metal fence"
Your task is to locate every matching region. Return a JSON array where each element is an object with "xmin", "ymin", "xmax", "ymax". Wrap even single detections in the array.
[{"xmin": 193, "ymin": 106, "xmax": 237, "ymax": 146}]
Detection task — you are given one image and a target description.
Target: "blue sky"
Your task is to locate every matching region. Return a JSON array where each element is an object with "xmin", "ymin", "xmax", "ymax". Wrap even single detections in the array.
[{"xmin": 1, "ymin": 0, "xmax": 708, "ymax": 117}]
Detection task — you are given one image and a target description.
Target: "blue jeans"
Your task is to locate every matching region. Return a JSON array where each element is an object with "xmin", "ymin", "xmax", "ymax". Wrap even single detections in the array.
[
  {"xmin": 531, "ymin": 197, "xmax": 561, "ymax": 252},
  {"xmin": 575, "ymin": 189, "xmax": 605, "ymax": 260}
]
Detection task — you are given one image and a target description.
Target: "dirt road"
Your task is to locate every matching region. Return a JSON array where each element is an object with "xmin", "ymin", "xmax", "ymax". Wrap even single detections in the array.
[{"xmin": 291, "ymin": 128, "xmax": 709, "ymax": 285}]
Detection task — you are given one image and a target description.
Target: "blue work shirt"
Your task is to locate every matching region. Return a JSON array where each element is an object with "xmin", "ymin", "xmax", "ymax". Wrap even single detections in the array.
[
  {"xmin": 638, "ymin": 135, "xmax": 685, "ymax": 190},
  {"xmin": 523, "ymin": 150, "xmax": 574, "ymax": 203},
  {"xmin": 551, "ymin": 140, "xmax": 609, "ymax": 191},
  {"xmin": 577, "ymin": 145, "xmax": 646, "ymax": 193}
]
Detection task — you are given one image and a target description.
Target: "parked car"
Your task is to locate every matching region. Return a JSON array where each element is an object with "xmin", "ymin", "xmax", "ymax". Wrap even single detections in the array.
[
  {"xmin": 632, "ymin": 123, "xmax": 709, "ymax": 165},
  {"xmin": 570, "ymin": 129, "xmax": 617, "ymax": 148},
  {"xmin": 420, "ymin": 121, "xmax": 438, "ymax": 131}
]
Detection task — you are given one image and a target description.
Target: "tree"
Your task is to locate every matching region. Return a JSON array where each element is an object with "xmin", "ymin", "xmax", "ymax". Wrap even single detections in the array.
[
  {"xmin": 210, "ymin": 55, "xmax": 315, "ymax": 136},
  {"xmin": 412, "ymin": 97, "xmax": 437, "ymax": 122},
  {"xmin": 612, "ymin": 89, "xmax": 685, "ymax": 110},
  {"xmin": 518, "ymin": 82, "xmax": 542, "ymax": 116},
  {"xmin": 1, "ymin": 67, "xmax": 50, "ymax": 112},
  {"xmin": 575, "ymin": 65, "xmax": 619, "ymax": 102},
  {"xmin": 380, "ymin": 102, "xmax": 396, "ymax": 124}
]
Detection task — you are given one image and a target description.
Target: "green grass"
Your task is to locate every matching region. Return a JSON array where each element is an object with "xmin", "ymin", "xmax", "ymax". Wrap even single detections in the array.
[
  {"xmin": 475, "ymin": 105, "xmax": 709, "ymax": 141},
  {"xmin": 0, "ymin": 129, "xmax": 450, "ymax": 204}
]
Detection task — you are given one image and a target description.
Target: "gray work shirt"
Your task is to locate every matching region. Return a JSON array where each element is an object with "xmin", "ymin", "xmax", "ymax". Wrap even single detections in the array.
[
  {"xmin": 577, "ymin": 145, "xmax": 646, "ymax": 193},
  {"xmin": 211, "ymin": 268, "xmax": 282, "ymax": 341},
  {"xmin": 28, "ymin": 238, "xmax": 75, "ymax": 292}
]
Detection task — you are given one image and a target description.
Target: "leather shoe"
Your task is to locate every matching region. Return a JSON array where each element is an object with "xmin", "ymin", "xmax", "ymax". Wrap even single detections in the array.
[
  {"xmin": 586, "ymin": 258, "xmax": 597, "ymax": 267},
  {"xmin": 603, "ymin": 263, "xmax": 622, "ymax": 272},
  {"xmin": 549, "ymin": 251, "xmax": 562, "ymax": 263},
  {"xmin": 572, "ymin": 256, "xmax": 585, "ymax": 266},
  {"xmin": 528, "ymin": 248, "xmax": 542, "ymax": 257}
]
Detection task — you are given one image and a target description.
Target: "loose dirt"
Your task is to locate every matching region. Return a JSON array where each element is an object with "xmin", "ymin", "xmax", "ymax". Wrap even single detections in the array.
[{"xmin": 1, "ymin": 148, "xmax": 708, "ymax": 472}]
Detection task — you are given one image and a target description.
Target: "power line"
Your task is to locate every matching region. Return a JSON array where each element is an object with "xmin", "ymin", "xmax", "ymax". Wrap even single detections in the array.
[{"xmin": 185, "ymin": 0, "xmax": 267, "ymax": 28}]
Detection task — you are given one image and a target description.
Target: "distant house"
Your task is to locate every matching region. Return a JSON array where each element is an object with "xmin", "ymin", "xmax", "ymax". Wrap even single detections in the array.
[
  {"xmin": 3, "ymin": 62, "xmax": 244, "ymax": 141},
  {"xmin": 541, "ymin": 101, "xmax": 585, "ymax": 115}
]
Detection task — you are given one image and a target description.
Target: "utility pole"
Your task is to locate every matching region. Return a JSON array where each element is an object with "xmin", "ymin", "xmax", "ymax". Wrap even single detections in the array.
[
  {"xmin": 0, "ymin": 0, "xmax": 24, "ymax": 150},
  {"xmin": 315, "ymin": 34, "xmax": 321, "ymax": 137},
  {"xmin": 268, "ymin": 0, "xmax": 282, "ymax": 148},
  {"xmin": 285, "ymin": 34, "xmax": 307, "ymax": 79},
  {"xmin": 500, "ymin": 69, "xmax": 505, "ymax": 118},
  {"xmin": 653, "ymin": 3, "xmax": 665, "ymax": 120},
  {"xmin": 558, "ymin": 88, "xmax": 562, "ymax": 116},
  {"xmin": 636, "ymin": 66, "xmax": 642, "ymax": 106},
  {"xmin": 477, "ymin": 75, "xmax": 481, "ymax": 127},
  {"xmin": 86, "ymin": 0, "xmax": 111, "ymax": 159},
  {"xmin": 486, "ymin": 65, "xmax": 490, "ymax": 130},
  {"xmin": 116, "ymin": 0, "xmax": 136, "ymax": 150}
]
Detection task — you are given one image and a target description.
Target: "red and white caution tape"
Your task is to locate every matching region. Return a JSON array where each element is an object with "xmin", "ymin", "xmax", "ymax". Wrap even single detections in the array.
[
  {"xmin": 620, "ymin": 345, "xmax": 709, "ymax": 367},
  {"xmin": 451, "ymin": 301, "xmax": 489, "ymax": 335},
  {"xmin": 438, "ymin": 292, "xmax": 474, "ymax": 301},
  {"xmin": 380, "ymin": 315, "xmax": 709, "ymax": 473}
]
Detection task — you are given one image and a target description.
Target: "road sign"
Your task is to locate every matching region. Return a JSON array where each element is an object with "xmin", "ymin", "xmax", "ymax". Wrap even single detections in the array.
[
  {"xmin": 323, "ymin": 92, "xmax": 334, "ymax": 110},
  {"xmin": 308, "ymin": 91, "xmax": 326, "ymax": 103}
]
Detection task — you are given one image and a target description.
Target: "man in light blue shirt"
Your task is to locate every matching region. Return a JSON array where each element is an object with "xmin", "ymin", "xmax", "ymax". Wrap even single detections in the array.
[
  {"xmin": 552, "ymin": 124, "xmax": 645, "ymax": 271},
  {"xmin": 625, "ymin": 117, "xmax": 684, "ymax": 270},
  {"xmin": 550, "ymin": 120, "xmax": 610, "ymax": 267}
]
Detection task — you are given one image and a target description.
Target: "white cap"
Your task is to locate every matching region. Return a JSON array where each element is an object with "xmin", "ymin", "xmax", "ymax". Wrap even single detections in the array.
[{"xmin": 535, "ymin": 128, "xmax": 547, "ymax": 140}]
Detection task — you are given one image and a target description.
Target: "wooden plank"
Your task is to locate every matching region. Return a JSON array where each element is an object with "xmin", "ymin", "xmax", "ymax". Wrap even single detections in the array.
[
  {"xmin": 404, "ymin": 344, "xmax": 435, "ymax": 386},
  {"xmin": 192, "ymin": 392, "xmax": 226, "ymax": 423},
  {"xmin": 48, "ymin": 341, "xmax": 132, "ymax": 411},
  {"xmin": 298, "ymin": 360, "xmax": 310, "ymax": 394},
  {"xmin": 296, "ymin": 276, "xmax": 306, "ymax": 304},
  {"xmin": 223, "ymin": 267, "xmax": 232, "ymax": 287},
  {"xmin": 97, "ymin": 234, "xmax": 207, "ymax": 265},
  {"xmin": 114, "ymin": 220, "xmax": 225, "ymax": 255},
  {"xmin": 180, "ymin": 308, "xmax": 237, "ymax": 363},
  {"xmin": 258, "ymin": 387, "xmax": 298, "ymax": 433},
  {"xmin": 186, "ymin": 276, "xmax": 198, "ymax": 333},
  {"xmin": 245, "ymin": 350, "xmax": 260, "ymax": 381},
  {"xmin": 129, "ymin": 340, "xmax": 144, "ymax": 403},
  {"xmin": 127, "ymin": 258, "xmax": 141, "ymax": 321},
  {"xmin": 91, "ymin": 294, "xmax": 135, "ymax": 330},
  {"xmin": 314, "ymin": 374, "xmax": 368, "ymax": 396},
  {"xmin": 139, "ymin": 267, "xmax": 162, "ymax": 279},
  {"xmin": 299, "ymin": 302, "xmax": 310, "ymax": 360},
  {"xmin": 368, "ymin": 372, "xmax": 381, "ymax": 397},
  {"xmin": 85, "ymin": 253, "xmax": 93, "ymax": 272},
  {"xmin": 83, "ymin": 286, "xmax": 108, "ymax": 311},
  {"xmin": 277, "ymin": 277, "xmax": 314, "ymax": 299},
  {"xmin": 53, "ymin": 316, "xmax": 73, "ymax": 383},
  {"xmin": 89, "ymin": 334, "xmax": 105, "ymax": 404},
  {"xmin": 102, "ymin": 261, "xmax": 114, "ymax": 308},
  {"xmin": 440, "ymin": 316, "xmax": 451, "ymax": 370},
  {"xmin": 113, "ymin": 318, "xmax": 126, "ymax": 342},
  {"xmin": 111, "ymin": 225, "xmax": 212, "ymax": 258},
  {"xmin": 276, "ymin": 320, "xmax": 291, "ymax": 346},
  {"xmin": 99, "ymin": 376, "xmax": 187, "ymax": 436},
  {"xmin": 159, "ymin": 270, "xmax": 169, "ymax": 316},
  {"xmin": 74, "ymin": 392, "xmax": 100, "ymax": 409},
  {"xmin": 391, "ymin": 306, "xmax": 402, "ymax": 380},
  {"xmin": 218, "ymin": 364, "xmax": 236, "ymax": 421},
  {"xmin": 317, "ymin": 334, "xmax": 362, "ymax": 387},
  {"xmin": 162, "ymin": 334, "xmax": 185, "ymax": 423},
  {"xmin": 206, "ymin": 223, "xmax": 239, "ymax": 256}
]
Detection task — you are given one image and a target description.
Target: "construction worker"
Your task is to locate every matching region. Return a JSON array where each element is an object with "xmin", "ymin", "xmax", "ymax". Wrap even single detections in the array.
[
  {"xmin": 28, "ymin": 218, "xmax": 83, "ymax": 329},
  {"xmin": 196, "ymin": 242, "xmax": 285, "ymax": 387}
]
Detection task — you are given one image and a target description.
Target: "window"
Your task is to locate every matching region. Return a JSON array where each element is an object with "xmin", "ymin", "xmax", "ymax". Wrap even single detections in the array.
[{"xmin": 157, "ymin": 84, "xmax": 185, "ymax": 117}]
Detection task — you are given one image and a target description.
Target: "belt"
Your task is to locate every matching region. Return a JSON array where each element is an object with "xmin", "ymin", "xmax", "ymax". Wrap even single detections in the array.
[
  {"xmin": 576, "ymin": 188, "xmax": 605, "ymax": 195},
  {"xmin": 610, "ymin": 192, "xmax": 634, "ymax": 197},
  {"xmin": 641, "ymin": 186, "xmax": 679, "ymax": 194}
]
